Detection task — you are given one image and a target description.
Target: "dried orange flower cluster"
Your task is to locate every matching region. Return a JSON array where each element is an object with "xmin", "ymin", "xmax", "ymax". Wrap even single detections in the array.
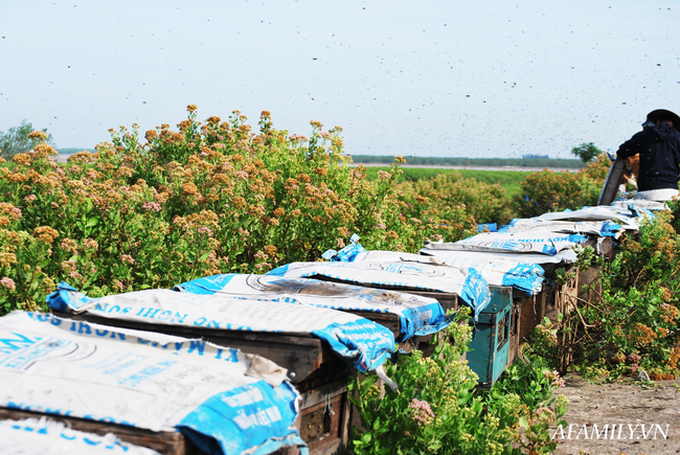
[{"xmin": 0, "ymin": 106, "xmax": 480, "ymax": 314}]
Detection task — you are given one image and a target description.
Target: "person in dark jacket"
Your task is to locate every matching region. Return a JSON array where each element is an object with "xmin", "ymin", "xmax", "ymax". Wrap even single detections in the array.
[{"xmin": 616, "ymin": 109, "xmax": 680, "ymax": 201}]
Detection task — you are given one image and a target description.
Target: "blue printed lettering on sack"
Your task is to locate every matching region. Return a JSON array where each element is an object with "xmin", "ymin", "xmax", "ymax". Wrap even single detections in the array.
[
  {"xmin": 192, "ymin": 317, "xmax": 253, "ymax": 332},
  {"xmin": 93, "ymin": 302, "xmax": 133, "ymax": 315},
  {"xmin": 0, "ymin": 336, "xmax": 73, "ymax": 371},
  {"xmin": 118, "ymin": 359, "xmax": 178, "ymax": 387},
  {"xmin": 512, "ymin": 236, "xmax": 567, "ymax": 243},
  {"xmin": 174, "ymin": 273, "xmax": 238, "ymax": 294},
  {"xmin": 27, "ymin": 312, "xmax": 128, "ymax": 341},
  {"xmin": 123, "ymin": 305, "xmax": 189, "ymax": 324},
  {"xmin": 0, "ymin": 329, "xmax": 92, "ymax": 372},
  {"xmin": 0, "ymin": 331, "xmax": 43, "ymax": 356},
  {"xmin": 383, "ymin": 263, "xmax": 427, "ymax": 274},
  {"xmin": 65, "ymin": 320, "xmax": 126, "ymax": 340},
  {"xmin": 177, "ymin": 380, "xmax": 305, "ymax": 455}
]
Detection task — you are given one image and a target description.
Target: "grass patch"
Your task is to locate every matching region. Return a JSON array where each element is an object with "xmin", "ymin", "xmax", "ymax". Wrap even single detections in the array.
[{"xmin": 362, "ymin": 166, "xmax": 529, "ymax": 199}]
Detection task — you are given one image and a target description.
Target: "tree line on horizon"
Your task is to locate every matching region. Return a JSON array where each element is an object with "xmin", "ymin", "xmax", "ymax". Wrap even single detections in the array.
[{"xmin": 351, "ymin": 154, "xmax": 585, "ymax": 168}]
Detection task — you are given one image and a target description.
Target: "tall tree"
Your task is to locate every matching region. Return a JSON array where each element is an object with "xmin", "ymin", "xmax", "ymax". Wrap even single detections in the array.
[
  {"xmin": 0, "ymin": 120, "xmax": 55, "ymax": 159},
  {"xmin": 571, "ymin": 142, "xmax": 601, "ymax": 163}
]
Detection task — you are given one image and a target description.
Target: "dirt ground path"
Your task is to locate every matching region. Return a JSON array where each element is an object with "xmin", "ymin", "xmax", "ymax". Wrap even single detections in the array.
[{"xmin": 552, "ymin": 373, "xmax": 680, "ymax": 455}]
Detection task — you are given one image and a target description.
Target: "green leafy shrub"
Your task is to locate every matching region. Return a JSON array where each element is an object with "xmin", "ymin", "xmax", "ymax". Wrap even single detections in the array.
[
  {"xmin": 397, "ymin": 171, "xmax": 515, "ymax": 226},
  {"xmin": 515, "ymin": 153, "xmax": 610, "ymax": 217},
  {"xmin": 491, "ymin": 345, "xmax": 568, "ymax": 454},
  {"xmin": 349, "ymin": 308, "xmax": 567, "ymax": 455}
]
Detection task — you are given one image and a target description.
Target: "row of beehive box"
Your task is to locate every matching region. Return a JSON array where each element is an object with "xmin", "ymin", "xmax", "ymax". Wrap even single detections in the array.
[
  {"xmin": 0, "ymin": 250, "xmax": 603, "ymax": 455},
  {"xmin": 0, "ymin": 271, "xmax": 468, "ymax": 455},
  {"xmin": 1, "ymin": 198, "xmax": 647, "ymax": 455}
]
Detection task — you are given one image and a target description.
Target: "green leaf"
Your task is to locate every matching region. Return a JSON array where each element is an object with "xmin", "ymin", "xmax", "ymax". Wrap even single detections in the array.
[
  {"xmin": 359, "ymin": 374, "xmax": 379, "ymax": 396},
  {"xmin": 457, "ymin": 390, "xmax": 473, "ymax": 405},
  {"xmin": 471, "ymin": 398, "xmax": 483, "ymax": 414},
  {"xmin": 373, "ymin": 416, "xmax": 381, "ymax": 430}
]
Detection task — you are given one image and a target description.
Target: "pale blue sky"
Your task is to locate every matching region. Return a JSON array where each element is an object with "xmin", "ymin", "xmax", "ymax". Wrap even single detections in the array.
[{"xmin": 1, "ymin": 1, "xmax": 678, "ymax": 158}]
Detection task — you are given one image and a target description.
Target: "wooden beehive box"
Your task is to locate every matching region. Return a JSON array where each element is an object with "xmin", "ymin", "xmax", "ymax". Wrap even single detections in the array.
[
  {"xmin": 52, "ymin": 311, "xmax": 351, "ymax": 455},
  {"xmin": 467, "ymin": 286, "xmax": 514, "ymax": 386}
]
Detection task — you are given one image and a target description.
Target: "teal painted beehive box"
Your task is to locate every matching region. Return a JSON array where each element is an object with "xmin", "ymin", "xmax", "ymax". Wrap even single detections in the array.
[{"xmin": 467, "ymin": 286, "xmax": 514, "ymax": 386}]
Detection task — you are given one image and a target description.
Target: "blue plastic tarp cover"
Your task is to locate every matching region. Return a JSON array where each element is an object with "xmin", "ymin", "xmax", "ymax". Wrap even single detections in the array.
[
  {"xmin": 357, "ymin": 250, "xmax": 545, "ymax": 296},
  {"xmin": 427, "ymin": 230, "xmax": 587, "ymax": 256},
  {"xmin": 266, "ymin": 261, "xmax": 491, "ymax": 321},
  {"xmin": 174, "ymin": 273, "xmax": 451, "ymax": 341},
  {"xmin": 0, "ymin": 310, "xmax": 307, "ymax": 455},
  {"xmin": 46, "ymin": 282, "xmax": 395, "ymax": 373},
  {"xmin": 422, "ymin": 241, "xmax": 578, "ymax": 264},
  {"xmin": 497, "ymin": 218, "xmax": 623, "ymax": 238},
  {"xmin": 322, "ymin": 233, "xmax": 366, "ymax": 262},
  {"xmin": 613, "ymin": 199, "xmax": 668, "ymax": 215},
  {"xmin": 535, "ymin": 205, "xmax": 641, "ymax": 230}
]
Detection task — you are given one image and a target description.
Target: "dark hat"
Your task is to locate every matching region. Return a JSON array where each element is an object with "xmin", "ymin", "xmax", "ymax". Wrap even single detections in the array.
[{"xmin": 646, "ymin": 109, "xmax": 680, "ymax": 132}]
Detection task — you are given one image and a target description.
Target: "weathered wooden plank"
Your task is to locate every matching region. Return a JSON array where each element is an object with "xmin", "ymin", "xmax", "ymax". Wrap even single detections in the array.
[
  {"xmin": 507, "ymin": 299, "xmax": 522, "ymax": 366},
  {"xmin": 408, "ymin": 290, "xmax": 459, "ymax": 313}
]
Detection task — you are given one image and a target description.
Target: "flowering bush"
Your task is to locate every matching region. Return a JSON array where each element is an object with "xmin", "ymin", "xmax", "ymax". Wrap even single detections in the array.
[
  {"xmin": 512, "ymin": 153, "xmax": 680, "ymax": 380},
  {"xmin": 0, "ymin": 107, "xmax": 481, "ymax": 314},
  {"xmin": 409, "ymin": 398, "xmax": 435, "ymax": 427},
  {"xmin": 397, "ymin": 172, "xmax": 515, "ymax": 226},
  {"xmin": 515, "ymin": 153, "xmax": 610, "ymax": 217},
  {"xmin": 581, "ymin": 211, "xmax": 680, "ymax": 378},
  {"xmin": 530, "ymin": 208, "xmax": 680, "ymax": 381}
]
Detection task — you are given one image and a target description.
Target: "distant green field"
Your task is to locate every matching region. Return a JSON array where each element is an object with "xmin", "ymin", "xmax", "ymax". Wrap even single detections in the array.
[
  {"xmin": 351, "ymin": 154, "xmax": 584, "ymax": 169},
  {"xmin": 362, "ymin": 167, "xmax": 530, "ymax": 199}
]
